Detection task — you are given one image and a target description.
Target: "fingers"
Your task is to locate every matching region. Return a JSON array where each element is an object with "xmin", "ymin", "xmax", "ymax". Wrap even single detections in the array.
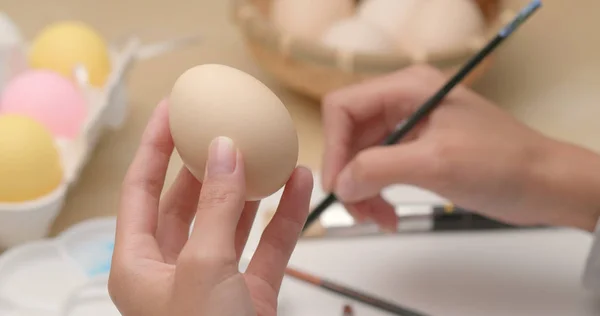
[
  {"xmin": 345, "ymin": 196, "xmax": 397, "ymax": 232},
  {"xmin": 156, "ymin": 166, "xmax": 202, "ymax": 264},
  {"xmin": 234, "ymin": 200, "xmax": 260, "ymax": 261},
  {"xmin": 116, "ymin": 99, "xmax": 173, "ymax": 260},
  {"xmin": 321, "ymin": 65, "xmax": 445, "ymax": 192},
  {"xmin": 184, "ymin": 137, "xmax": 246, "ymax": 264},
  {"xmin": 246, "ymin": 167, "xmax": 313, "ymax": 293},
  {"xmin": 335, "ymin": 142, "xmax": 434, "ymax": 203}
]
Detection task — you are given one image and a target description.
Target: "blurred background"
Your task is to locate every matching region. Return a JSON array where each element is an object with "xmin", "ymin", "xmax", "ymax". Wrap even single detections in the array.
[{"xmin": 0, "ymin": 0, "xmax": 598, "ymax": 242}]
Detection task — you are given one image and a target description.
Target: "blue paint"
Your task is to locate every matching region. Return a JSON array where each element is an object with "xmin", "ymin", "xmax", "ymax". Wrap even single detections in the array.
[
  {"xmin": 499, "ymin": 0, "xmax": 542, "ymax": 38},
  {"xmin": 71, "ymin": 240, "xmax": 115, "ymax": 277},
  {"xmin": 88, "ymin": 260, "xmax": 112, "ymax": 277},
  {"xmin": 86, "ymin": 241, "xmax": 114, "ymax": 276}
]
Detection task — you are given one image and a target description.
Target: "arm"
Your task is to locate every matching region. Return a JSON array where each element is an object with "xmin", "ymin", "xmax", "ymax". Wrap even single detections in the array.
[
  {"xmin": 320, "ymin": 65, "xmax": 600, "ymax": 292},
  {"xmin": 527, "ymin": 139, "xmax": 600, "ymax": 232}
]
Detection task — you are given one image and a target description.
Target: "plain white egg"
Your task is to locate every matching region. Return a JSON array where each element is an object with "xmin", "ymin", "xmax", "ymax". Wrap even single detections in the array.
[
  {"xmin": 407, "ymin": 0, "xmax": 486, "ymax": 54},
  {"xmin": 357, "ymin": 0, "xmax": 425, "ymax": 48},
  {"xmin": 0, "ymin": 12, "xmax": 22, "ymax": 47},
  {"xmin": 321, "ymin": 17, "xmax": 395, "ymax": 54},
  {"xmin": 270, "ymin": 0, "xmax": 355, "ymax": 40}
]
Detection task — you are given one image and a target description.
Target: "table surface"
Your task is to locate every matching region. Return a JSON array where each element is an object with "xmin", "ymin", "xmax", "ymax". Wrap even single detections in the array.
[{"xmin": 2, "ymin": 0, "xmax": 600, "ymax": 315}]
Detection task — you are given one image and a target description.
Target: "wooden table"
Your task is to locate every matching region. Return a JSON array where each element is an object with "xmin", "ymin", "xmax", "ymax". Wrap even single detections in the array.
[{"xmin": 2, "ymin": 0, "xmax": 599, "ymax": 236}]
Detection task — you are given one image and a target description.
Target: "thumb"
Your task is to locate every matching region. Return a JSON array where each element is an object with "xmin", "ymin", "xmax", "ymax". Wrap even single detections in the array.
[{"xmin": 334, "ymin": 143, "xmax": 432, "ymax": 203}]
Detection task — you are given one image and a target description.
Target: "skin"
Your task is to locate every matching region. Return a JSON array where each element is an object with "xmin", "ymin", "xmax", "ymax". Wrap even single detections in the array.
[
  {"xmin": 110, "ymin": 65, "xmax": 600, "ymax": 315},
  {"xmin": 108, "ymin": 100, "xmax": 314, "ymax": 316},
  {"xmin": 322, "ymin": 65, "xmax": 600, "ymax": 233}
]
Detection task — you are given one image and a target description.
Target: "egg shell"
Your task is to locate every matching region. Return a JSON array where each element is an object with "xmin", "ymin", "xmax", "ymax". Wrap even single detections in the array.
[
  {"xmin": 0, "ymin": 115, "xmax": 63, "ymax": 203},
  {"xmin": 357, "ymin": 0, "xmax": 425, "ymax": 48},
  {"xmin": 407, "ymin": 0, "xmax": 486, "ymax": 54},
  {"xmin": 169, "ymin": 64, "xmax": 299, "ymax": 201},
  {"xmin": 321, "ymin": 17, "xmax": 395, "ymax": 54},
  {"xmin": 28, "ymin": 21, "xmax": 111, "ymax": 87},
  {"xmin": 270, "ymin": 0, "xmax": 355, "ymax": 40},
  {"xmin": 0, "ymin": 69, "xmax": 87, "ymax": 139}
]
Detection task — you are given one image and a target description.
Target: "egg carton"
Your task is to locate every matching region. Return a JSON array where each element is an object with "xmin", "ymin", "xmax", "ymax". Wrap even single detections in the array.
[{"xmin": 0, "ymin": 33, "xmax": 202, "ymax": 250}]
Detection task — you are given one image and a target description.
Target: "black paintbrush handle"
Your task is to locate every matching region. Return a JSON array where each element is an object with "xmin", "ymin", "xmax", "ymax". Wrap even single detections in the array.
[
  {"xmin": 304, "ymin": 193, "xmax": 337, "ymax": 230},
  {"xmin": 322, "ymin": 280, "xmax": 430, "ymax": 316}
]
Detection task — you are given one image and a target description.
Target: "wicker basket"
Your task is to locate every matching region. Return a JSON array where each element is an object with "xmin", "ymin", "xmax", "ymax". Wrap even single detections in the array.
[{"xmin": 233, "ymin": 0, "xmax": 512, "ymax": 100}]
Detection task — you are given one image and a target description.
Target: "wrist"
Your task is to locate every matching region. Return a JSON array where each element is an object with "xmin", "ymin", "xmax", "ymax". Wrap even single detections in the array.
[{"xmin": 527, "ymin": 139, "xmax": 600, "ymax": 232}]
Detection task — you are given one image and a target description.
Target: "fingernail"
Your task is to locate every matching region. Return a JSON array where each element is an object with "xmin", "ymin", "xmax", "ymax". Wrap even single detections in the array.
[
  {"xmin": 335, "ymin": 170, "xmax": 372, "ymax": 203},
  {"xmin": 207, "ymin": 137, "xmax": 236, "ymax": 177}
]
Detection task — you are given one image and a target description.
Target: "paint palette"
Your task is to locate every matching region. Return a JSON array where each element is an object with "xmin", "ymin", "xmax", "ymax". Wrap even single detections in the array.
[
  {"xmin": 0, "ymin": 217, "xmax": 118, "ymax": 316},
  {"xmin": 0, "ymin": 216, "xmax": 260, "ymax": 316}
]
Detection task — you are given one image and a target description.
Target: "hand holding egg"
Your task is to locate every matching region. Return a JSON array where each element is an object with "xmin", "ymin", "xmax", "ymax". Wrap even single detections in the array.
[{"xmin": 169, "ymin": 64, "xmax": 299, "ymax": 201}]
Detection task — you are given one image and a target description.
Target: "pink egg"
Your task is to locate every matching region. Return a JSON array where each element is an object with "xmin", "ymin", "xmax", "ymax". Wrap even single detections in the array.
[{"xmin": 0, "ymin": 69, "xmax": 87, "ymax": 139}]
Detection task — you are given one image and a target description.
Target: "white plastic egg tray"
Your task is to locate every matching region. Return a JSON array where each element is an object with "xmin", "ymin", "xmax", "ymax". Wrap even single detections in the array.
[{"xmin": 0, "ymin": 32, "xmax": 202, "ymax": 250}]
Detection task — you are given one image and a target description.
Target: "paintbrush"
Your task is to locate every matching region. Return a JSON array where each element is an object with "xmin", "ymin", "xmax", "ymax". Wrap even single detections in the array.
[
  {"xmin": 285, "ymin": 267, "xmax": 430, "ymax": 316},
  {"xmin": 303, "ymin": 0, "xmax": 543, "ymax": 232}
]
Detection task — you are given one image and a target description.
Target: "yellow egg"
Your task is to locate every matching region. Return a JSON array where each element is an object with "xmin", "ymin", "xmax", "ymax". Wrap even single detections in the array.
[
  {"xmin": 28, "ymin": 21, "xmax": 111, "ymax": 87},
  {"xmin": 0, "ymin": 115, "xmax": 63, "ymax": 202}
]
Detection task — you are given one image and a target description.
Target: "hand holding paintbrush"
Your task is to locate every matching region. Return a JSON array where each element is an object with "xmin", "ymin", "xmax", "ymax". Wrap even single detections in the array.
[{"xmin": 306, "ymin": 0, "xmax": 543, "ymax": 232}]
